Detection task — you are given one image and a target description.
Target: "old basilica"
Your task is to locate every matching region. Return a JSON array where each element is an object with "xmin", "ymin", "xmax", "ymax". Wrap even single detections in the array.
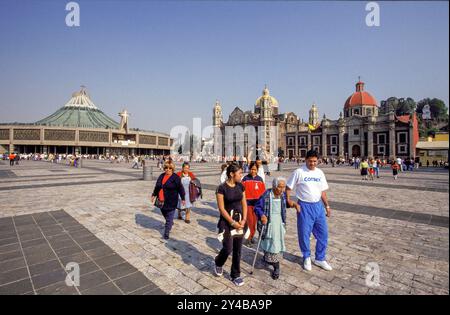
[{"xmin": 212, "ymin": 80, "xmax": 419, "ymax": 161}]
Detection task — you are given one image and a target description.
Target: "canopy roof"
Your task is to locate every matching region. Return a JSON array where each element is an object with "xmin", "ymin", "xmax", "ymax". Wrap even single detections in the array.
[{"xmin": 35, "ymin": 88, "xmax": 120, "ymax": 129}]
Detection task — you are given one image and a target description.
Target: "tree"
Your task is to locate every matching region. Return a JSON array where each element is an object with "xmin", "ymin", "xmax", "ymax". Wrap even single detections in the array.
[
  {"xmin": 398, "ymin": 98, "xmax": 416, "ymax": 115},
  {"xmin": 384, "ymin": 97, "xmax": 416, "ymax": 115}
]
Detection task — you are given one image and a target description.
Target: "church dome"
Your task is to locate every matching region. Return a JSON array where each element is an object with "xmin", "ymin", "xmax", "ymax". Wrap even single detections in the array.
[
  {"xmin": 344, "ymin": 81, "xmax": 377, "ymax": 109},
  {"xmin": 35, "ymin": 87, "xmax": 120, "ymax": 129},
  {"xmin": 255, "ymin": 85, "xmax": 279, "ymax": 108}
]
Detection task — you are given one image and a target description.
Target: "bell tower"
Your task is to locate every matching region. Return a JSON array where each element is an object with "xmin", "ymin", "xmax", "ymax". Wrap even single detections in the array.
[
  {"xmin": 309, "ymin": 103, "xmax": 319, "ymax": 126},
  {"xmin": 213, "ymin": 100, "xmax": 223, "ymax": 127}
]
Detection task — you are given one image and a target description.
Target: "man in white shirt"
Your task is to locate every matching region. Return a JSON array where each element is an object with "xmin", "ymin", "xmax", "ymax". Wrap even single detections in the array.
[{"xmin": 286, "ymin": 149, "xmax": 332, "ymax": 272}]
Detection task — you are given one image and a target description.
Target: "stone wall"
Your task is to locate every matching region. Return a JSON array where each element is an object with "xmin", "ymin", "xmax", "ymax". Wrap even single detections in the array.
[
  {"xmin": 158, "ymin": 137, "xmax": 169, "ymax": 146},
  {"xmin": 140, "ymin": 135, "xmax": 157, "ymax": 145},
  {"xmin": 0, "ymin": 129, "xmax": 9, "ymax": 140},
  {"xmin": 79, "ymin": 131, "xmax": 109, "ymax": 143},
  {"xmin": 13, "ymin": 129, "xmax": 40, "ymax": 141},
  {"xmin": 44, "ymin": 129, "xmax": 76, "ymax": 141}
]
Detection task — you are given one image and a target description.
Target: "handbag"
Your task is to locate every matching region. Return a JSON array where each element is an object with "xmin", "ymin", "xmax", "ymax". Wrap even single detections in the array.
[
  {"xmin": 154, "ymin": 196, "xmax": 164, "ymax": 209},
  {"xmin": 154, "ymin": 177, "xmax": 166, "ymax": 209}
]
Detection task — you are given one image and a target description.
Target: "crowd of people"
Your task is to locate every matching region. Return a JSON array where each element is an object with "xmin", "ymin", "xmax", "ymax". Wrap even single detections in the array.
[
  {"xmin": 0, "ymin": 152, "xmax": 175, "ymax": 169},
  {"xmin": 151, "ymin": 150, "xmax": 332, "ymax": 287},
  {"xmin": 2, "ymin": 148, "xmax": 447, "ymax": 287},
  {"xmin": 352, "ymin": 155, "xmax": 448, "ymax": 181},
  {"xmin": 149, "ymin": 150, "xmax": 448, "ymax": 286}
]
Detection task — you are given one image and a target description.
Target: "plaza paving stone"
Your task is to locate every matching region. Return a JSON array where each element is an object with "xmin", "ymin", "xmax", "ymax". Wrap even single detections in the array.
[
  {"xmin": 0, "ymin": 207, "xmax": 163, "ymax": 295},
  {"xmin": 0, "ymin": 160, "xmax": 448, "ymax": 295}
]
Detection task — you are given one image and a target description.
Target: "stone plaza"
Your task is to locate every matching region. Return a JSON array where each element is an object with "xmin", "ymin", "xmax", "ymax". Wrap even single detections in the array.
[{"xmin": 0, "ymin": 159, "xmax": 448, "ymax": 295}]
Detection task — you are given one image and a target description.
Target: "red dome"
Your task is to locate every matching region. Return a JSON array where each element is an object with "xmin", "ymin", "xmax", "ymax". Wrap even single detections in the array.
[{"xmin": 344, "ymin": 81, "xmax": 377, "ymax": 109}]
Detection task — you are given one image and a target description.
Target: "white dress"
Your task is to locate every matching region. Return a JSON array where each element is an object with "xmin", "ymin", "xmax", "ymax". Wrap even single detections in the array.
[{"xmin": 178, "ymin": 175, "xmax": 193, "ymax": 209}]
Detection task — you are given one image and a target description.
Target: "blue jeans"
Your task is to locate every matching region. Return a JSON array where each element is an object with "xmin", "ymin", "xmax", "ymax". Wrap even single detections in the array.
[
  {"xmin": 374, "ymin": 167, "xmax": 379, "ymax": 177},
  {"xmin": 297, "ymin": 200, "xmax": 328, "ymax": 261},
  {"xmin": 161, "ymin": 208, "xmax": 176, "ymax": 236}
]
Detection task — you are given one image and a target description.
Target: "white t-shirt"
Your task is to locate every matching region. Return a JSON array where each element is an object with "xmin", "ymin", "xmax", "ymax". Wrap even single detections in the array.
[
  {"xmin": 396, "ymin": 158, "xmax": 402, "ymax": 165},
  {"xmin": 286, "ymin": 165, "xmax": 329, "ymax": 203}
]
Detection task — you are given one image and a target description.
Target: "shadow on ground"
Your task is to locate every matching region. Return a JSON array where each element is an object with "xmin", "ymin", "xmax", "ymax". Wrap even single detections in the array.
[
  {"xmin": 193, "ymin": 202, "xmax": 220, "ymax": 219},
  {"xmin": 135, "ymin": 213, "xmax": 164, "ymax": 237},
  {"xmin": 197, "ymin": 219, "xmax": 217, "ymax": 233},
  {"xmin": 164, "ymin": 238, "xmax": 217, "ymax": 277}
]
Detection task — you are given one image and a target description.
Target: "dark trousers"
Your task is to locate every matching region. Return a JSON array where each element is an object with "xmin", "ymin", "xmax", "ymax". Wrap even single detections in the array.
[
  {"xmin": 215, "ymin": 233, "xmax": 243, "ymax": 279},
  {"xmin": 10, "ymin": 160, "xmax": 14, "ymax": 166},
  {"xmin": 161, "ymin": 208, "xmax": 176, "ymax": 236}
]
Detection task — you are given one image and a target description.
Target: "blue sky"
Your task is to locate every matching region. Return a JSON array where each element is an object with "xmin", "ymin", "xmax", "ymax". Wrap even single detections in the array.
[{"xmin": 0, "ymin": 0, "xmax": 448, "ymax": 133}]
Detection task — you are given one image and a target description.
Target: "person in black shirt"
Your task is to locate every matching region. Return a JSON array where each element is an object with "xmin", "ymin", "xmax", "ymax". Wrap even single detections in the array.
[{"xmin": 214, "ymin": 163, "xmax": 247, "ymax": 286}]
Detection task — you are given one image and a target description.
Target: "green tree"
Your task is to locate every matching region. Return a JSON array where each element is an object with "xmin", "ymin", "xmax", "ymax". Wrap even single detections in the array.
[
  {"xmin": 396, "ymin": 97, "xmax": 416, "ymax": 115},
  {"xmin": 384, "ymin": 97, "xmax": 416, "ymax": 115}
]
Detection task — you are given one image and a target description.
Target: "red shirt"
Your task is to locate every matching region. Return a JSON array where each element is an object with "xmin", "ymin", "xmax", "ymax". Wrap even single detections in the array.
[
  {"xmin": 242, "ymin": 174, "xmax": 266, "ymax": 205},
  {"xmin": 158, "ymin": 174, "xmax": 171, "ymax": 201}
]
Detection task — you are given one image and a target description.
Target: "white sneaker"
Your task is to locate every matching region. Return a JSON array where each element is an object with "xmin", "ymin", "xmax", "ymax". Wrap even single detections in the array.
[
  {"xmin": 314, "ymin": 260, "xmax": 333, "ymax": 271},
  {"xmin": 303, "ymin": 257, "xmax": 312, "ymax": 271}
]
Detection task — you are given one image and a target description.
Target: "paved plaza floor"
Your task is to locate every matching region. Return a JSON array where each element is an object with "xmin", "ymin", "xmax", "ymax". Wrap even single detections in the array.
[{"xmin": 0, "ymin": 160, "xmax": 448, "ymax": 295}]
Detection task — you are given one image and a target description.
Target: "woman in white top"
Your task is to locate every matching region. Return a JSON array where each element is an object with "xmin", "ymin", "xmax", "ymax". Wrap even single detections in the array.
[{"xmin": 177, "ymin": 162, "xmax": 197, "ymax": 223}]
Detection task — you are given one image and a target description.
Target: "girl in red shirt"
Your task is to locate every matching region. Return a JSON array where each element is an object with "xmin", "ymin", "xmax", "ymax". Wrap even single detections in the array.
[{"xmin": 242, "ymin": 162, "xmax": 266, "ymax": 245}]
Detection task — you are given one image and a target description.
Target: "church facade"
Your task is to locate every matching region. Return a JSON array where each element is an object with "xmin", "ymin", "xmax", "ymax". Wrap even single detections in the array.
[
  {"xmin": 212, "ymin": 86, "xmax": 297, "ymax": 161},
  {"xmin": 285, "ymin": 80, "xmax": 419, "ymax": 160},
  {"xmin": 213, "ymin": 81, "xmax": 419, "ymax": 161}
]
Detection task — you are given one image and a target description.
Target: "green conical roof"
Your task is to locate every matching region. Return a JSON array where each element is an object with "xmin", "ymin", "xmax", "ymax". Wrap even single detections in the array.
[{"xmin": 36, "ymin": 88, "xmax": 120, "ymax": 129}]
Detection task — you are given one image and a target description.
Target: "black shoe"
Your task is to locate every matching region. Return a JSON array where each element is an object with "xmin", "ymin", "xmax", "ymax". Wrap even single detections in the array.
[
  {"xmin": 271, "ymin": 271, "xmax": 280, "ymax": 280},
  {"xmin": 163, "ymin": 234, "xmax": 169, "ymax": 240},
  {"xmin": 271, "ymin": 263, "xmax": 280, "ymax": 280}
]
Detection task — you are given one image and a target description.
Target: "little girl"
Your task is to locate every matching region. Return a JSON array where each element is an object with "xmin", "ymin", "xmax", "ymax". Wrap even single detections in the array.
[
  {"xmin": 392, "ymin": 161, "xmax": 400, "ymax": 180},
  {"xmin": 368, "ymin": 159, "xmax": 375, "ymax": 181}
]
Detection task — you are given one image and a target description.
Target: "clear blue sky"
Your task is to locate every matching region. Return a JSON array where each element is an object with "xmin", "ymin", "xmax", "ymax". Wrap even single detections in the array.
[{"xmin": 0, "ymin": 0, "xmax": 448, "ymax": 134}]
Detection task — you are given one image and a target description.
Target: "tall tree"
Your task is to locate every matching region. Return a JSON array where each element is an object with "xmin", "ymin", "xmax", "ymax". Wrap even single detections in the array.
[{"xmin": 383, "ymin": 97, "xmax": 416, "ymax": 115}]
